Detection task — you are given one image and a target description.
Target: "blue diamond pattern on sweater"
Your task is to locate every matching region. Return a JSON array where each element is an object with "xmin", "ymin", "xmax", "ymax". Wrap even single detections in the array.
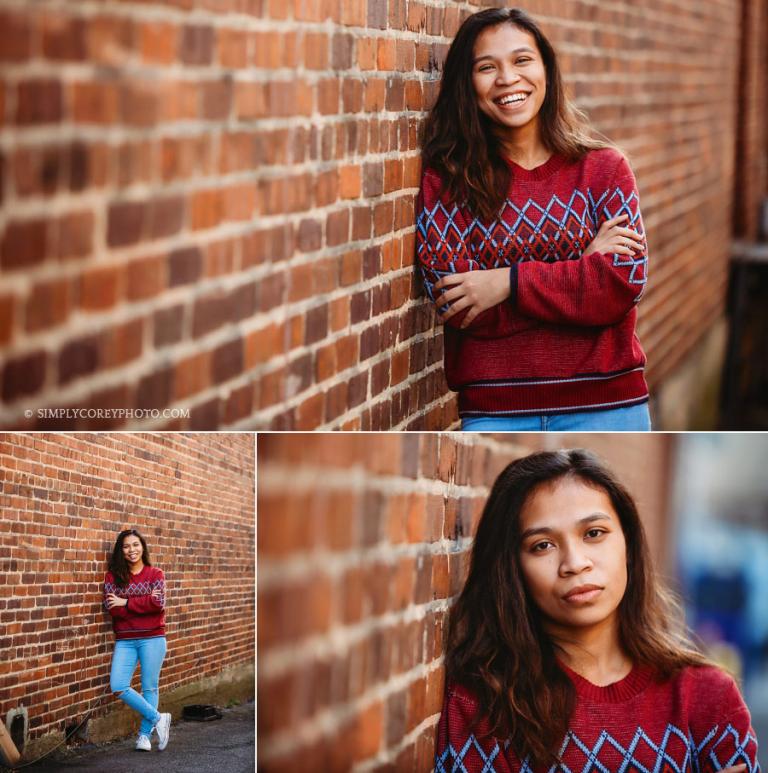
[{"xmin": 435, "ymin": 723, "xmax": 760, "ymax": 773}]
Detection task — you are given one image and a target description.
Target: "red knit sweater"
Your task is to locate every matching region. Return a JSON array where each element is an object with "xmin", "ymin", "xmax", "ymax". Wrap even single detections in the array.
[
  {"xmin": 104, "ymin": 565, "xmax": 166, "ymax": 640},
  {"xmin": 436, "ymin": 664, "xmax": 760, "ymax": 772},
  {"xmin": 416, "ymin": 148, "xmax": 649, "ymax": 417}
]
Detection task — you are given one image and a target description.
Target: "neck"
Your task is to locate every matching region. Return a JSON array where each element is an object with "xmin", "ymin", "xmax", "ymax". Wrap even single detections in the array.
[
  {"xmin": 494, "ymin": 121, "xmax": 550, "ymax": 167},
  {"xmin": 545, "ymin": 614, "xmax": 631, "ymax": 685},
  {"xmin": 128, "ymin": 562, "xmax": 144, "ymax": 575}
]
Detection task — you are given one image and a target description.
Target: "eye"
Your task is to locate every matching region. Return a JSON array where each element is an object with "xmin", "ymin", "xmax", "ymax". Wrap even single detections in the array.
[
  {"xmin": 585, "ymin": 528, "xmax": 606, "ymax": 539},
  {"xmin": 478, "ymin": 64, "xmax": 495, "ymax": 72},
  {"xmin": 516, "ymin": 57, "xmax": 532, "ymax": 64},
  {"xmin": 531, "ymin": 540, "xmax": 553, "ymax": 553}
]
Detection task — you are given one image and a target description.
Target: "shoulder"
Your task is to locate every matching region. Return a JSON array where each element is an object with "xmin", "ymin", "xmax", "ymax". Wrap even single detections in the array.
[
  {"xmin": 674, "ymin": 664, "xmax": 747, "ymax": 718},
  {"xmin": 578, "ymin": 146, "xmax": 635, "ymax": 184},
  {"xmin": 443, "ymin": 681, "xmax": 486, "ymax": 722},
  {"xmin": 420, "ymin": 164, "xmax": 446, "ymax": 192},
  {"xmin": 148, "ymin": 566, "xmax": 165, "ymax": 580},
  {"xmin": 104, "ymin": 571, "xmax": 115, "ymax": 584}
]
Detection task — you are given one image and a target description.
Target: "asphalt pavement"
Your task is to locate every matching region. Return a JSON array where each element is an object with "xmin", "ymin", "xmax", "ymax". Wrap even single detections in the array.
[{"xmin": 10, "ymin": 701, "xmax": 254, "ymax": 773}]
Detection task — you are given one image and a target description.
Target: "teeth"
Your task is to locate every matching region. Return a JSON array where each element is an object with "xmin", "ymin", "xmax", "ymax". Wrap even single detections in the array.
[{"xmin": 498, "ymin": 93, "xmax": 527, "ymax": 105}]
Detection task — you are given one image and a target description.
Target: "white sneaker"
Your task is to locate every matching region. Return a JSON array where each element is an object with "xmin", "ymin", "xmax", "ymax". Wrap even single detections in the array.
[
  {"xmin": 135, "ymin": 734, "xmax": 152, "ymax": 752},
  {"xmin": 154, "ymin": 712, "xmax": 171, "ymax": 751}
]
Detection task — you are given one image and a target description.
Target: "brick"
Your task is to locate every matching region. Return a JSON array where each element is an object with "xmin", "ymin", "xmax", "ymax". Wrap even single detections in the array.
[
  {"xmin": 211, "ymin": 337, "xmax": 243, "ymax": 384},
  {"xmin": 153, "ymin": 304, "xmax": 185, "ymax": 348},
  {"xmin": 2, "ymin": 351, "xmax": 47, "ymax": 401},
  {"xmin": 56, "ymin": 210, "xmax": 93, "ymax": 260},
  {"xmin": 305, "ymin": 304, "xmax": 329, "ymax": 346},
  {"xmin": 218, "ymin": 28, "xmax": 248, "ymax": 68},
  {"xmin": 24, "ymin": 280, "xmax": 70, "ymax": 334},
  {"xmin": 168, "ymin": 246, "xmax": 203, "ymax": 287},
  {"xmin": 137, "ymin": 366, "xmax": 173, "ymax": 409},
  {"xmin": 58, "ymin": 336, "xmax": 99, "ymax": 384},
  {"xmin": 79, "ymin": 265, "xmax": 122, "ymax": 310},
  {"xmin": 16, "ymin": 80, "xmax": 63, "ymax": 125},
  {"xmin": 339, "ymin": 165, "xmax": 361, "ymax": 199},
  {"xmin": 107, "ymin": 201, "xmax": 145, "ymax": 248},
  {"xmin": 41, "ymin": 14, "xmax": 86, "ymax": 61},
  {"xmin": 148, "ymin": 196, "xmax": 185, "ymax": 240},
  {"xmin": 1, "ymin": 219, "xmax": 47, "ymax": 269},
  {"xmin": 326, "ymin": 209, "xmax": 349, "ymax": 247},
  {"xmin": 201, "ymin": 77, "xmax": 233, "ymax": 120},
  {"xmin": 191, "ymin": 188, "xmax": 223, "ymax": 230},
  {"xmin": 126, "ymin": 254, "xmax": 165, "ymax": 301},
  {"xmin": 174, "ymin": 351, "xmax": 210, "ymax": 400},
  {"xmin": 12, "ymin": 145, "xmax": 62, "ymax": 197},
  {"xmin": 0, "ymin": 11, "xmax": 32, "ymax": 61},
  {"xmin": 101, "ymin": 318, "xmax": 143, "ymax": 368},
  {"xmin": 179, "ymin": 25, "xmax": 214, "ymax": 65},
  {"xmin": 0, "ymin": 294, "xmax": 14, "ymax": 345},
  {"xmin": 71, "ymin": 81, "xmax": 119, "ymax": 124}
]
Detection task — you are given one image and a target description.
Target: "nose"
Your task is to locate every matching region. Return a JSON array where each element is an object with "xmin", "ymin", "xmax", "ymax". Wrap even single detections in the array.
[
  {"xmin": 558, "ymin": 539, "xmax": 593, "ymax": 576},
  {"xmin": 495, "ymin": 64, "xmax": 521, "ymax": 85}
]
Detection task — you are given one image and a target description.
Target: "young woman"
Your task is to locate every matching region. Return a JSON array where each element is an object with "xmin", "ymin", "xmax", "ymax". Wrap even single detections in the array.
[
  {"xmin": 417, "ymin": 8, "xmax": 651, "ymax": 431},
  {"xmin": 104, "ymin": 529, "xmax": 171, "ymax": 752},
  {"xmin": 436, "ymin": 449, "xmax": 760, "ymax": 772}
]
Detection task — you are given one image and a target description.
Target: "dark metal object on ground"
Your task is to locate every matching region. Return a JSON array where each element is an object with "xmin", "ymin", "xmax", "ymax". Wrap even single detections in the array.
[{"xmin": 181, "ymin": 705, "xmax": 223, "ymax": 722}]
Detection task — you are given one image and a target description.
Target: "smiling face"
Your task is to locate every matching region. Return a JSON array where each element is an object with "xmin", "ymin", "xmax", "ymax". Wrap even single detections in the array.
[
  {"xmin": 517, "ymin": 476, "xmax": 628, "ymax": 635},
  {"xmin": 122, "ymin": 534, "xmax": 144, "ymax": 567},
  {"xmin": 471, "ymin": 23, "xmax": 547, "ymax": 135}
]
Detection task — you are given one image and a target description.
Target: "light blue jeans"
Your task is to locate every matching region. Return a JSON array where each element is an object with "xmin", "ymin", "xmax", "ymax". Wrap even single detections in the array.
[
  {"xmin": 461, "ymin": 402, "xmax": 652, "ymax": 431},
  {"xmin": 110, "ymin": 636, "xmax": 167, "ymax": 735}
]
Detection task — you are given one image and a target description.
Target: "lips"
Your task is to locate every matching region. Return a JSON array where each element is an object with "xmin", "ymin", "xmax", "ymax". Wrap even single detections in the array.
[{"xmin": 562, "ymin": 584, "xmax": 603, "ymax": 603}]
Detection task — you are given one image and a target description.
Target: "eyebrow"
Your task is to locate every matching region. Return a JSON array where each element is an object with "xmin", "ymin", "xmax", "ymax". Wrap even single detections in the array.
[
  {"xmin": 473, "ymin": 47, "xmax": 536, "ymax": 64},
  {"xmin": 519, "ymin": 513, "xmax": 612, "ymax": 542}
]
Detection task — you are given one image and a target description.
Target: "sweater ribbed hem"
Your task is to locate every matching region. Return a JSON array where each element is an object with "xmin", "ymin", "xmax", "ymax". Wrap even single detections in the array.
[
  {"xmin": 558, "ymin": 660, "xmax": 656, "ymax": 703},
  {"xmin": 458, "ymin": 366, "xmax": 648, "ymax": 417},
  {"xmin": 115, "ymin": 627, "xmax": 166, "ymax": 640}
]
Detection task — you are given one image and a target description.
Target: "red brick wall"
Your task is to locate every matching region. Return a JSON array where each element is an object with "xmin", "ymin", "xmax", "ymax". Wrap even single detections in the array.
[
  {"xmin": 0, "ymin": 432, "xmax": 254, "ymax": 743},
  {"xmin": 0, "ymin": 0, "xmax": 761, "ymax": 429},
  {"xmin": 257, "ymin": 432, "xmax": 674, "ymax": 771}
]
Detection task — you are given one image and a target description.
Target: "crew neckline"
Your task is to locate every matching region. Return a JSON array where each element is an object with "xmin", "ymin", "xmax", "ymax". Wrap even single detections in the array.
[
  {"xmin": 557, "ymin": 659, "xmax": 655, "ymax": 703},
  {"xmin": 504, "ymin": 152, "xmax": 568, "ymax": 181}
]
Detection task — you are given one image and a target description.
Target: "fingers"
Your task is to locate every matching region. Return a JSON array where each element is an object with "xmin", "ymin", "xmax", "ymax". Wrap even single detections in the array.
[
  {"xmin": 720, "ymin": 765, "xmax": 748, "ymax": 773},
  {"xmin": 439, "ymin": 296, "xmax": 470, "ymax": 322},
  {"xmin": 433, "ymin": 273, "xmax": 464, "ymax": 292},
  {"xmin": 436, "ymin": 285, "xmax": 465, "ymax": 306},
  {"xmin": 460, "ymin": 309, "xmax": 480, "ymax": 328},
  {"xmin": 598, "ymin": 214, "xmax": 628, "ymax": 231}
]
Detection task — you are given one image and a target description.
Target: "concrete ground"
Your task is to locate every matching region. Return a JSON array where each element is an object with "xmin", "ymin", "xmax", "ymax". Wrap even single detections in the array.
[{"xmin": 12, "ymin": 701, "xmax": 254, "ymax": 773}]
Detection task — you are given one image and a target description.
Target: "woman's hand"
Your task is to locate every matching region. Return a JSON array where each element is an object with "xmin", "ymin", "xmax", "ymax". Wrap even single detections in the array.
[
  {"xmin": 434, "ymin": 267, "xmax": 512, "ymax": 328},
  {"xmin": 720, "ymin": 766, "xmax": 748, "ymax": 773},
  {"xmin": 105, "ymin": 593, "xmax": 128, "ymax": 608},
  {"xmin": 151, "ymin": 588, "xmax": 163, "ymax": 600},
  {"xmin": 584, "ymin": 214, "xmax": 644, "ymax": 257}
]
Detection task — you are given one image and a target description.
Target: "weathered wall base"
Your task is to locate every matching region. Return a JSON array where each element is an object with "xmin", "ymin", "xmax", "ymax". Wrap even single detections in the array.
[
  {"xmin": 17, "ymin": 662, "xmax": 254, "ymax": 763},
  {"xmin": 651, "ymin": 317, "xmax": 727, "ymax": 430}
]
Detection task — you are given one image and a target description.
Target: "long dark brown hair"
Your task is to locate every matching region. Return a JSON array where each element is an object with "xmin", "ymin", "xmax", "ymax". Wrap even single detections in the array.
[
  {"xmin": 109, "ymin": 528, "xmax": 152, "ymax": 586},
  {"xmin": 446, "ymin": 449, "xmax": 708, "ymax": 766},
  {"xmin": 421, "ymin": 8, "xmax": 614, "ymax": 221}
]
